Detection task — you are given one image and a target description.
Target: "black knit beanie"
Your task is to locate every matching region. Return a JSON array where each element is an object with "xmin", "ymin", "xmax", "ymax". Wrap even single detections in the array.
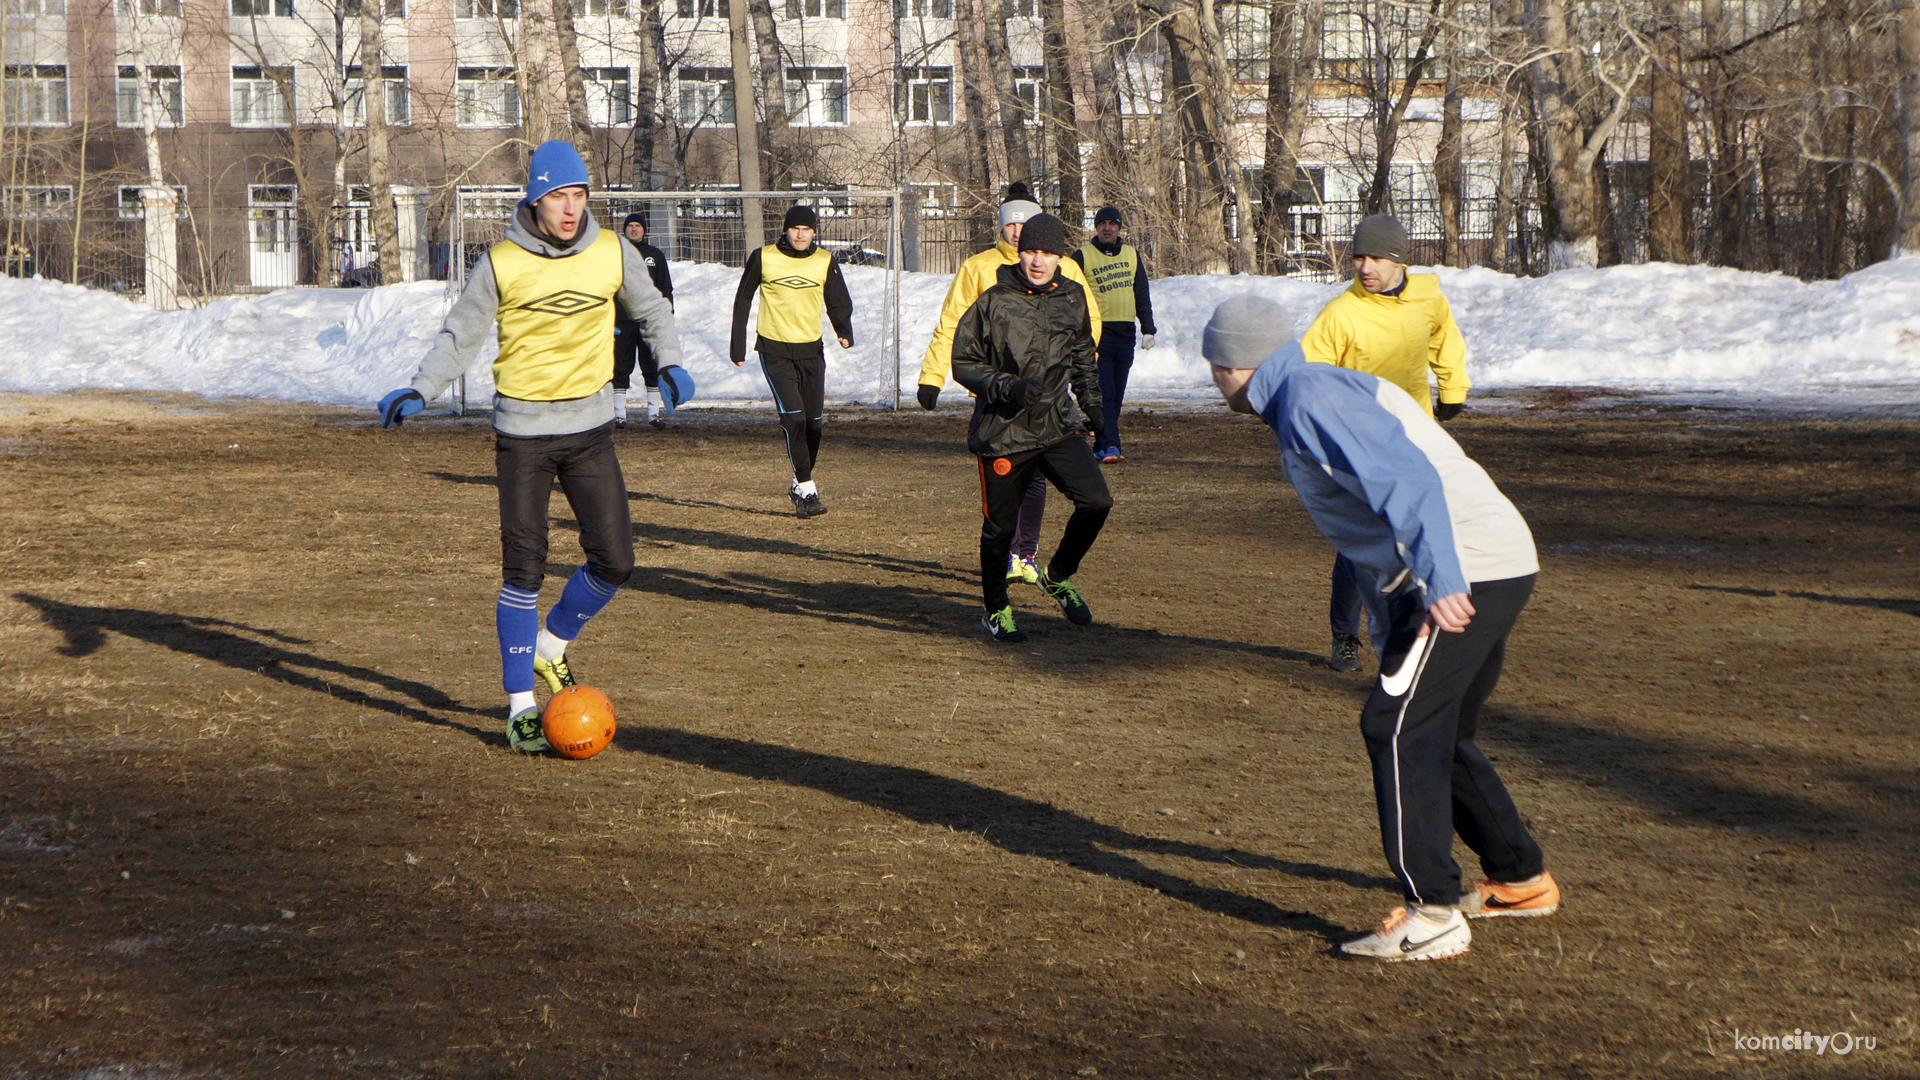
[
  {"xmin": 1350, "ymin": 214, "xmax": 1409, "ymax": 262},
  {"xmin": 1016, "ymin": 212, "xmax": 1069, "ymax": 256},
  {"xmin": 783, "ymin": 205, "xmax": 819, "ymax": 231},
  {"xmin": 622, "ymin": 212, "xmax": 647, "ymax": 231}
]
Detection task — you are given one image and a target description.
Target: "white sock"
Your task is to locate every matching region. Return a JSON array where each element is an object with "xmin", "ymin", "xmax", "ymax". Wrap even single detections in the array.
[
  {"xmin": 645, "ymin": 387, "xmax": 662, "ymax": 419},
  {"xmin": 1412, "ymin": 903, "xmax": 1458, "ymax": 923},
  {"xmin": 508, "ymin": 690, "xmax": 537, "ymax": 717},
  {"xmin": 535, "ymin": 627, "xmax": 569, "ymax": 663},
  {"xmin": 794, "ymin": 480, "xmax": 818, "ymax": 497},
  {"xmin": 613, "ymin": 388, "xmax": 628, "ymax": 420}
]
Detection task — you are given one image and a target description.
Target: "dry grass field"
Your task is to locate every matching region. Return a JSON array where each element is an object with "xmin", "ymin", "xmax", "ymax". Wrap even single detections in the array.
[{"xmin": 0, "ymin": 390, "xmax": 1914, "ymax": 1078}]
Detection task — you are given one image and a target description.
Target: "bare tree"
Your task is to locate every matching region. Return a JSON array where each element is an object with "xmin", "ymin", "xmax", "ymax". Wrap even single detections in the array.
[
  {"xmin": 553, "ymin": 0, "xmax": 597, "ymax": 172},
  {"xmin": 1039, "ymin": 0, "xmax": 1083, "ymax": 222},
  {"xmin": 1258, "ymin": 0, "xmax": 1321, "ymax": 272},
  {"xmin": 984, "ymin": 0, "xmax": 1036, "ymax": 181},
  {"xmin": 1434, "ymin": 3, "xmax": 1465, "ymax": 264},
  {"xmin": 1897, "ymin": 0, "xmax": 1920, "ymax": 252},
  {"xmin": 358, "ymin": 0, "xmax": 403, "ymax": 277},
  {"xmin": 1645, "ymin": 0, "xmax": 1688, "ymax": 263},
  {"xmin": 1521, "ymin": 0, "xmax": 1646, "ymax": 269}
]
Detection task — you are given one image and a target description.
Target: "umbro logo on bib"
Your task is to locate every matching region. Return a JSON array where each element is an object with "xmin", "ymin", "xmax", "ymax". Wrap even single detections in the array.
[
  {"xmin": 520, "ymin": 290, "xmax": 608, "ymax": 316},
  {"xmin": 764, "ymin": 275, "xmax": 820, "ymax": 289}
]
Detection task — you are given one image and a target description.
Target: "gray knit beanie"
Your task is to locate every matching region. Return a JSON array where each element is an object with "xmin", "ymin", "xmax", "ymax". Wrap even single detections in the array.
[
  {"xmin": 999, "ymin": 182, "xmax": 1043, "ymax": 229},
  {"xmin": 1350, "ymin": 214, "xmax": 1410, "ymax": 262},
  {"xmin": 1203, "ymin": 295, "xmax": 1295, "ymax": 370}
]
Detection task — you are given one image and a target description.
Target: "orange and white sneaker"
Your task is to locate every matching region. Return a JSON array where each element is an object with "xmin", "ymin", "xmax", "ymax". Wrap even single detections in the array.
[
  {"xmin": 1339, "ymin": 904, "xmax": 1470, "ymax": 962},
  {"xmin": 1460, "ymin": 871, "xmax": 1560, "ymax": 919}
]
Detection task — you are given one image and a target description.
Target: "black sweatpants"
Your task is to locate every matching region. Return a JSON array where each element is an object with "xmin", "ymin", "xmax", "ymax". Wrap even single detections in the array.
[
  {"xmin": 760, "ymin": 353, "xmax": 826, "ymax": 483},
  {"xmin": 1360, "ymin": 573, "xmax": 1543, "ymax": 906},
  {"xmin": 977, "ymin": 438, "xmax": 1112, "ymax": 611},
  {"xmin": 612, "ymin": 325, "xmax": 661, "ymax": 391},
  {"xmin": 496, "ymin": 422, "xmax": 635, "ymax": 593},
  {"xmin": 1094, "ymin": 322, "xmax": 1136, "ymax": 452}
]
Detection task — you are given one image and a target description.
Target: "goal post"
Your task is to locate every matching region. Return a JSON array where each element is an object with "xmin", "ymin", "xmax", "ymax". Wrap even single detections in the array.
[{"xmin": 449, "ymin": 187, "xmax": 906, "ymax": 414}]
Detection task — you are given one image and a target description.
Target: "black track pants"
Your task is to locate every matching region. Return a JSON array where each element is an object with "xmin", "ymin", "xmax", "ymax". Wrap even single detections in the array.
[
  {"xmin": 612, "ymin": 327, "xmax": 660, "ymax": 391},
  {"xmin": 496, "ymin": 422, "xmax": 635, "ymax": 593},
  {"xmin": 760, "ymin": 353, "xmax": 826, "ymax": 483},
  {"xmin": 1359, "ymin": 573, "xmax": 1543, "ymax": 906},
  {"xmin": 977, "ymin": 438, "xmax": 1111, "ymax": 611}
]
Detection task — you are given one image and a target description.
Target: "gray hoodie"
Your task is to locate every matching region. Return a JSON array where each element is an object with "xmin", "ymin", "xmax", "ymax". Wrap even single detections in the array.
[{"xmin": 409, "ymin": 204, "xmax": 682, "ymax": 437}]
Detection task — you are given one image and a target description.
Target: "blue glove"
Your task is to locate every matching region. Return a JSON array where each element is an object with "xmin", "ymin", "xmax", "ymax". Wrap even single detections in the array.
[
  {"xmin": 658, "ymin": 365, "xmax": 695, "ymax": 416},
  {"xmin": 377, "ymin": 389, "xmax": 425, "ymax": 428}
]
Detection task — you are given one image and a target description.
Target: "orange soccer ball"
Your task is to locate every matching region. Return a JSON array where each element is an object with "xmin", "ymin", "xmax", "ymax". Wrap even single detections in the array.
[{"xmin": 541, "ymin": 685, "xmax": 616, "ymax": 760}]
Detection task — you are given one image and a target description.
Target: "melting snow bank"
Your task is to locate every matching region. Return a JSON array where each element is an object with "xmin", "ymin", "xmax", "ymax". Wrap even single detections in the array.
[{"xmin": 2, "ymin": 256, "xmax": 1918, "ymax": 410}]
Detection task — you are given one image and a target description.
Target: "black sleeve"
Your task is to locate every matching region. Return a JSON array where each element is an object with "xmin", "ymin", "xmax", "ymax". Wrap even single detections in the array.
[
  {"xmin": 729, "ymin": 249, "xmax": 761, "ymax": 364},
  {"xmin": 650, "ymin": 246, "xmax": 674, "ymax": 308},
  {"xmin": 1069, "ymin": 294, "xmax": 1102, "ymax": 423},
  {"xmin": 1133, "ymin": 255, "xmax": 1155, "ymax": 336},
  {"xmin": 950, "ymin": 294, "xmax": 1015, "ymax": 403},
  {"xmin": 823, "ymin": 257, "xmax": 855, "ymax": 344},
  {"xmin": 1068, "ymin": 248, "xmax": 1086, "ymax": 269}
]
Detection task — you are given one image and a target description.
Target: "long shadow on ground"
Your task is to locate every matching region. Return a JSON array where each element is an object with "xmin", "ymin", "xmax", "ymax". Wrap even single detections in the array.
[
  {"xmin": 12, "ymin": 594, "xmax": 496, "ymax": 738},
  {"xmin": 1688, "ymin": 583, "xmax": 1920, "ymax": 618},
  {"xmin": 623, "ymin": 723, "xmax": 1387, "ymax": 942}
]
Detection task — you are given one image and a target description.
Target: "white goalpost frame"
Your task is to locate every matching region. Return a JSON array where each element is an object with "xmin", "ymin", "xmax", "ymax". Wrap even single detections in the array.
[{"xmin": 447, "ymin": 187, "xmax": 906, "ymax": 416}]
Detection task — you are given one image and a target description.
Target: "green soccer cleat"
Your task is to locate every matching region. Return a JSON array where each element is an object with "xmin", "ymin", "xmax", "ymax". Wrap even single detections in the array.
[
  {"xmin": 1005, "ymin": 554, "xmax": 1040, "ymax": 584},
  {"xmin": 1039, "ymin": 569, "xmax": 1092, "ymax": 626},
  {"xmin": 533, "ymin": 652, "xmax": 577, "ymax": 696},
  {"xmin": 981, "ymin": 605, "xmax": 1028, "ymax": 643},
  {"xmin": 507, "ymin": 707, "xmax": 549, "ymax": 754}
]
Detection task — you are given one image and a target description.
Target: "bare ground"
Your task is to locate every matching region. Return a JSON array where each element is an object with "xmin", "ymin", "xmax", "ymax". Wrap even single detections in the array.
[{"xmin": 0, "ymin": 389, "xmax": 1915, "ymax": 1079}]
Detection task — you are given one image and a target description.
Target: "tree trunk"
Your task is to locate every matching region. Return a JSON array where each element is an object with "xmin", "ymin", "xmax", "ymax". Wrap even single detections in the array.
[
  {"xmin": 1259, "ymin": 0, "xmax": 1321, "ymax": 273},
  {"xmin": 522, "ymin": 9, "xmax": 552, "ymax": 146},
  {"xmin": 955, "ymin": 0, "xmax": 1000, "ymax": 241},
  {"xmin": 983, "ymin": 0, "xmax": 1034, "ymax": 182},
  {"xmin": 746, "ymin": 0, "xmax": 789, "ymax": 187},
  {"xmin": 1486, "ymin": 81, "xmax": 1519, "ymax": 270},
  {"xmin": 130, "ymin": 27, "xmax": 178, "ymax": 308},
  {"xmin": 553, "ymin": 0, "xmax": 597, "ymax": 177},
  {"xmin": 1196, "ymin": 0, "xmax": 1257, "ymax": 271},
  {"xmin": 359, "ymin": 8, "xmax": 403, "ymax": 279},
  {"xmin": 1362, "ymin": 0, "xmax": 1444, "ymax": 217},
  {"xmin": 1435, "ymin": 17, "xmax": 1463, "ymax": 266},
  {"xmin": 1646, "ymin": 1, "xmax": 1688, "ymax": 264},
  {"xmin": 632, "ymin": 0, "xmax": 664, "ymax": 188},
  {"xmin": 1897, "ymin": 0, "xmax": 1920, "ymax": 254},
  {"xmin": 1522, "ymin": 0, "xmax": 1642, "ymax": 270},
  {"xmin": 1082, "ymin": 0, "xmax": 1129, "ymax": 211},
  {"xmin": 1039, "ymin": 0, "xmax": 1082, "ymax": 223}
]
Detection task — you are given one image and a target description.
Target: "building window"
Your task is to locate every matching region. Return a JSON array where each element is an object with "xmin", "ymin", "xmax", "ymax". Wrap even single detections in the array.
[
  {"xmin": 231, "ymin": 0, "xmax": 293, "ymax": 15},
  {"xmin": 231, "ymin": 66, "xmax": 291, "ymax": 127},
  {"xmin": 115, "ymin": 0, "xmax": 180, "ymax": 12},
  {"xmin": 117, "ymin": 66, "xmax": 184, "ymax": 127},
  {"xmin": 897, "ymin": 0, "xmax": 949, "ymax": 15},
  {"xmin": 8, "ymin": 0, "xmax": 66, "ymax": 14},
  {"xmin": 456, "ymin": 68, "xmax": 519, "ymax": 127},
  {"xmin": 676, "ymin": 67, "xmax": 734, "ymax": 126},
  {"xmin": 784, "ymin": 67, "xmax": 846, "ymax": 125},
  {"xmin": 900, "ymin": 66, "xmax": 951, "ymax": 125},
  {"xmin": 344, "ymin": 66, "xmax": 409, "ymax": 125},
  {"xmin": 674, "ymin": 0, "xmax": 726, "ymax": 16},
  {"xmin": 584, "ymin": 67, "xmax": 630, "ymax": 126},
  {"xmin": 1014, "ymin": 66, "xmax": 1042, "ymax": 125},
  {"xmin": 1010, "ymin": 0, "xmax": 1033, "ymax": 13},
  {"xmin": 4, "ymin": 66, "xmax": 69, "ymax": 126},
  {"xmin": 342, "ymin": 0, "xmax": 404, "ymax": 14},
  {"xmin": 572, "ymin": 0, "xmax": 625, "ymax": 14},
  {"xmin": 3, "ymin": 186, "xmax": 74, "ymax": 219},
  {"xmin": 457, "ymin": 0, "xmax": 517, "ymax": 17},
  {"xmin": 784, "ymin": 0, "xmax": 841, "ymax": 17},
  {"xmin": 116, "ymin": 185, "xmax": 189, "ymax": 220}
]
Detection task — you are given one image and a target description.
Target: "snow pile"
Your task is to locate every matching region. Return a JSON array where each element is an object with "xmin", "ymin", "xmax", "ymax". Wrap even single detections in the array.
[{"xmin": 3, "ymin": 255, "xmax": 1918, "ymax": 410}]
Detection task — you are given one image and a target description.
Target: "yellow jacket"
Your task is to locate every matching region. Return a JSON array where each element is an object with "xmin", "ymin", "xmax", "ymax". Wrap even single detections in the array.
[
  {"xmin": 918, "ymin": 238, "xmax": 1100, "ymax": 389},
  {"xmin": 1298, "ymin": 273, "xmax": 1468, "ymax": 414}
]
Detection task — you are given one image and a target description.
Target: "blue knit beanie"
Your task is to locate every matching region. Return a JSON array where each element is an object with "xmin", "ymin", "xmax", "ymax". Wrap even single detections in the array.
[{"xmin": 527, "ymin": 141, "xmax": 590, "ymax": 203}]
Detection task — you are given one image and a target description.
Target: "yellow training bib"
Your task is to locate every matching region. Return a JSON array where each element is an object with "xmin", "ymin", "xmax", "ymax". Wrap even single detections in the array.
[
  {"xmin": 1078, "ymin": 243, "xmax": 1139, "ymax": 324},
  {"xmin": 491, "ymin": 230, "xmax": 624, "ymax": 401},
  {"xmin": 756, "ymin": 244, "xmax": 834, "ymax": 344}
]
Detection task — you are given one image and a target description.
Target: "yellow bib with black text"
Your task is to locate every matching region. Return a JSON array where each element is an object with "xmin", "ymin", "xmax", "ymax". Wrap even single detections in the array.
[
  {"xmin": 756, "ymin": 243, "xmax": 834, "ymax": 344},
  {"xmin": 1078, "ymin": 242, "xmax": 1139, "ymax": 324},
  {"xmin": 491, "ymin": 230, "xmax": 623, "ymax": 401}
]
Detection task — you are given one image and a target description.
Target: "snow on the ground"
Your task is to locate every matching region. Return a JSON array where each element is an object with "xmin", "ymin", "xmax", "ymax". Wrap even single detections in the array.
[{"xmin": 4, "ymin": 254, "xmax": 1919, "ymax": 411}]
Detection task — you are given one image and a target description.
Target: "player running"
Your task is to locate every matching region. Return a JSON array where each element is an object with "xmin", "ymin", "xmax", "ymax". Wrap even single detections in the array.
[
  {"xmin": 1069, "ymin": 205, "xmax": 1156, "ymax": 464},
  {"xmin": 375, "ymin": 141, "xmax": 681, "ymax": 753},
  {"xmin": 950, "ymin": 212, "xmax": 1111, "ymax": 642},
  {"xmin": 1204, "ymin": 293, "xmax": 1559, "ymax": 962},
  {"xmin": 917, "ymin": 182, "xmax": 1102, "ymax": 587},
  {"xmin": 729, "ymin": 204, "xmax": 854, "ymax": 519}
]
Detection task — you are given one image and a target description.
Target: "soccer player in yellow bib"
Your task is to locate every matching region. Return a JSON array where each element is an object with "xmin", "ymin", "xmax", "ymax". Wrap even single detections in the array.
[
  {"xmin": 1068, "ymin": 205, "xmax": 1157, "ymax": 464},
  {"xmin": 375, "ymin": 141, "xmax": 682, "ymax": 754},
  {"xmin": 729, "ymin": 204, "xmax": 855, "ymax": 519},
  {"xmin": 916, "ymin": 183, "xmax": 1101, "ymax": 585},
  {"xmin": 1299, "ymin": 213, "xmax": 1470, "ymax": 675}
]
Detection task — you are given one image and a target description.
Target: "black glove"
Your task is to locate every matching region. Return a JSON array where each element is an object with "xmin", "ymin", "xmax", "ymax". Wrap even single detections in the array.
[
  {"xmin": 917, "ymin": 384, "xmax": 940, "ymax": 411},
  {"xmin": 377, "ymin": 389, "xmax": 425, "ymax": 428},
  {"xmin": 1435, "ymin": 401, "xmax": 1465, "ymax": 422},
  {"xmin": 1006, "ymin": 378, "xmax": 1041, "ymax": 408},
  {"xmin": 1088, "ymin": 425, "xmax": 1106, "ymax": 451}
]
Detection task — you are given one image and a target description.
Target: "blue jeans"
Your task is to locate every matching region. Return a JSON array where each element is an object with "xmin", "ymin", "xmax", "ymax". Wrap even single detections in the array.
[{"xmin": 1095, "ymin": 323, "xmax": 1136, "ymax": 451}]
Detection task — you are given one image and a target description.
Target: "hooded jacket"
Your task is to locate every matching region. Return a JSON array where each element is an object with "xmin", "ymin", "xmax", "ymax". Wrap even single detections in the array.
[
  {"xmin": 1297, "ymin": 272, "xmax": 1468, "ymax": 415},
  {"xmin": 918, "ymin": 237, "xmax": 1101, "ymax": 389},
  {"xmin": 409, "ymin": 203, "xmax": 680, "ymax": 437},
  {"xmin": 1243, "ymin": 340, "xmax": 1536, "ymax": 654},
  {"xmin": 950, "ymin": 262, "xmax": 1101, "ymax": 457}
]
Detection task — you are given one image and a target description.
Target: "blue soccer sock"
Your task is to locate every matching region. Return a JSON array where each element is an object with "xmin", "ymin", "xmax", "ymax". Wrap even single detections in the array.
[
  {"xmin": 497, "ymin": 583, "xmax": 540, "ymax": 694},
  {"xmin": 545, "ymin": 565, "xmax": 620, "ymax": 642}
]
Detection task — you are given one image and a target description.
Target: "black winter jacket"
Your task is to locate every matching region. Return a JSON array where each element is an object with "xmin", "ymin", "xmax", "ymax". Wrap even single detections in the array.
[{"xmin": 951, "ymin": 262, "xmax": 1102, "ymax": 457}]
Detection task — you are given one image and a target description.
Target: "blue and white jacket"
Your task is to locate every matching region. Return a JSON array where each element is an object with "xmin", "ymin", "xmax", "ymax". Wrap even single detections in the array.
[{"xmin": 1246, "ymin": 342, "xmax": 1537, "ymax": 636}]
